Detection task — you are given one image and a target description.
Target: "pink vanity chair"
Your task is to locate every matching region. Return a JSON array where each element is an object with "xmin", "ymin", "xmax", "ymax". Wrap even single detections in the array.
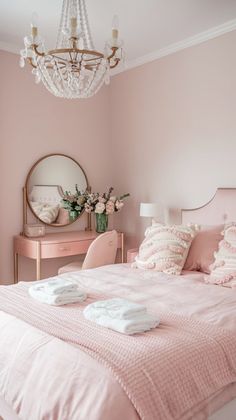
[{"xmin": 58, "ymin": 230, "xmax": 118, "ymax": 274}]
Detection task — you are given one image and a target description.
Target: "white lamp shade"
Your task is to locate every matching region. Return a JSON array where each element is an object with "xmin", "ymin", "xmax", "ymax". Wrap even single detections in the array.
[{"xmin": 140, "ymin": 203, "xmax": 160, "ymax": 218}]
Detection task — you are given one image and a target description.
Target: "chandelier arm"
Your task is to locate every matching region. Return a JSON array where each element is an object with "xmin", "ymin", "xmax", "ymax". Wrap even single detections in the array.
[
  {"xmin": 109, "ymin": 59, "xmax": 120, "ymax": 69},
  {"xmin": 27, "ymin": 57, "xmax": 37, "ymax": 69},
  {"xmin": 32, "ymin": 44, "xmax": 46, "ymax": 57},
  {"xmin": 107, "ymin": 47, "xmax": 118, "ymax": 61}
]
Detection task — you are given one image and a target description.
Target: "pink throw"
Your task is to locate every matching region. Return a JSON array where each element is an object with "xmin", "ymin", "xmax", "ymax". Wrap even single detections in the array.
[{"xmin": 0, "ymin": 282, "xmax": 236, "ymax": 420}]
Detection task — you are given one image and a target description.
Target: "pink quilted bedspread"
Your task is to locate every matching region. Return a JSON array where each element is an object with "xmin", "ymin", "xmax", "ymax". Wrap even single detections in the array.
[{"xmin": 0, "ymin": 266, "xmax": 236, "ymax": 420}]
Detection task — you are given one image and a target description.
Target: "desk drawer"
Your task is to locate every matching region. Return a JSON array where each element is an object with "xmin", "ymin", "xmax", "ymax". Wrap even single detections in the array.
[{"xmin": 41, "ymin": 240, "xmax": 93, "ymax": 259}]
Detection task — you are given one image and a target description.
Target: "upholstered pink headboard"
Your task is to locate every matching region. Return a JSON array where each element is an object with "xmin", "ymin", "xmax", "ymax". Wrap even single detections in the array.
[{"xmin": 181, "ymin": 188, "xmax": 236, "ymax": 225}]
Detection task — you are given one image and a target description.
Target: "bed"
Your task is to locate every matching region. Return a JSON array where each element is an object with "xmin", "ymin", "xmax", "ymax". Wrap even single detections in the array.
[{"xmin": 0, "ymin": 188, "xmax": 236, "ymax": 420}]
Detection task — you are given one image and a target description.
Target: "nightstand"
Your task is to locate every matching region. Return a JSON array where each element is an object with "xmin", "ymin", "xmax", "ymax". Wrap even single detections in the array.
[{"xmin": 127, "ymin": 248, "xmax": 138, "ymax": 263}]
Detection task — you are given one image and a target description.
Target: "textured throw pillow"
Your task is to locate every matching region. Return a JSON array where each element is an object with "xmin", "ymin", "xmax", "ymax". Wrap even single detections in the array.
[
  {"xmin": 30, "ymin": 201, "xmax": 59, "ymax": 224},
  {"xmin": 132, "ymin": 223, "xmax": 198, "ymax": 275},
  {"xmin": 184, "ymin": 225, "xmax": 223, "ymax": 274},
  {"xmin": 206, "ymin": 224, "xmax": 236, "ymax": 287}
]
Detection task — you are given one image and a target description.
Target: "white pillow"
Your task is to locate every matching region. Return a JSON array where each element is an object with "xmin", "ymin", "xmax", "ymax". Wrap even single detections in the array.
[
  {"xmin": 30, "ymin": 201, "xmax": 59, "ymax": 224},
  {"xmin": 132, "ymin": 223, "xmax": 198, "ymax": 275},
  {"xmin": 206, "ymin": 223, "xmax": 236, "ymax": 287}
]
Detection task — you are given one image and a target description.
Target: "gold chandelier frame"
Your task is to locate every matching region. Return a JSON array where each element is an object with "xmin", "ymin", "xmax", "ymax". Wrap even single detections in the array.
[{"xmin": 27, "ymin": 39, "xmax": 120, "ymax": 72}]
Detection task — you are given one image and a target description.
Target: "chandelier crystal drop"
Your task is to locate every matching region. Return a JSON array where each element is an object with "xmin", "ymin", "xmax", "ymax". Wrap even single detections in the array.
[{"xmin": 20, "ymin": 0, "xmax": 123, "ymax": 99}]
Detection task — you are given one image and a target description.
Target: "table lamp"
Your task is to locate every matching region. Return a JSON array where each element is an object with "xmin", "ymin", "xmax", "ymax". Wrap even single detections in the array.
[{"xmin": 140, "ymin": 203, "xmax": 160, "ymax": 223}]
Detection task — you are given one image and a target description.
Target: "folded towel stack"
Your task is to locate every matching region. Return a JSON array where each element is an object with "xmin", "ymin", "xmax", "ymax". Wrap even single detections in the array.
[
  {"xmin": 83, "ymin": 298, "xmax": 160, "ymax": 335},
  {"xmin": 29, "ymin": 277, "xmax": 87, "ymax": 306}
]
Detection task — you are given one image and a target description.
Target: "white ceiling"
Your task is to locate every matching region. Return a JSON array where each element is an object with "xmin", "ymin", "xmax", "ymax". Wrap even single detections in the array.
[{"xmin": 1, "ymin": 0, "xmax": 236, "ymax": 68}]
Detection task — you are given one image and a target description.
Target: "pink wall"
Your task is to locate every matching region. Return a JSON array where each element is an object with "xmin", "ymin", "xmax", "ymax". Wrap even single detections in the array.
[
  {"xmin": 110, "ymin": 30, "xmax": 236, "ymax": 250},
  {"xmin": 1, "ymin": 30, "xmax": 236, "ymax": 283},
  {"xmin": 0, "ymin": 50, "xmax": 111, "ymax": 284}
]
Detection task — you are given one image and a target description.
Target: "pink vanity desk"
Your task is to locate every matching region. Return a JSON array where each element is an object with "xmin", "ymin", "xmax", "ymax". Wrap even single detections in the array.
[{"xmin": 14, "ymin": 231, "xmax": 124, "ymax": 283}]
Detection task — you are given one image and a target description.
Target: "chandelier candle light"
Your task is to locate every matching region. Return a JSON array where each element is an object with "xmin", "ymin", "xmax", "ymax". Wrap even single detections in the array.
[{"xmin": 20, "ymin": 0, "xmax": 123, "ymax": 98}]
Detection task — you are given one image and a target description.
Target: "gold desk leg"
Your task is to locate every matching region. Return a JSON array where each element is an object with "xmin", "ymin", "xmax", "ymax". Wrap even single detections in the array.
[
  {"xmin": 36, "ymin": 241, "xmax": 41, "ymax": 281},
  {"xmin": 121, "ymin": 233, "xmax": 124, "ymax": 263},
  {"xmin": 14, "ymin": 253, "xmax": 18, "ymax": 284}
]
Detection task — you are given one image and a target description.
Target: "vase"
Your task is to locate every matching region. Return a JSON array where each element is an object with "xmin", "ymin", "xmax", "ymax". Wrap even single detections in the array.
[
  {"xmin": 95, "ymin": 213, "xmax": 108, "ymax": 233},
  {"xmin": 69, "ymin": 210, "xmax": 78, "ymax": 222}
]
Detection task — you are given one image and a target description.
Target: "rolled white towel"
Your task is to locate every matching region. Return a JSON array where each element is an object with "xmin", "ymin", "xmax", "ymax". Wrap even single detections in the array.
[
  {"xmin": 41, "ymin": 277, "xmax": 78, "ymax": 295},
  {"xmin": 29, "ymin": 284, "xmax": 87, "ymax": 306},
  {"xmin": 84, "ymin": 309, "xmax": 160, "ymax": 335},
  {"xmin": 84, "ymin": 298, "xmax": 147, "ymax": 320}
]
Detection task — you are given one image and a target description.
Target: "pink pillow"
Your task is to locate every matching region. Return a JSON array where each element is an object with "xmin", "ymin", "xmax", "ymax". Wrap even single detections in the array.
[
  {"xmin": 184, "ymin": 225, "xmax": 223, "ymax": 274},
  {"xmin": 55, "ymin": 208, "xmax": 69, "ymax": 225}
]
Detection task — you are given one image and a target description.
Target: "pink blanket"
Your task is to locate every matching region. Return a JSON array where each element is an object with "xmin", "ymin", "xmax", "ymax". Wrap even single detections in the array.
[{"xmin": 0, "ymin": 276, "xmax": 236, "ymax": 420}]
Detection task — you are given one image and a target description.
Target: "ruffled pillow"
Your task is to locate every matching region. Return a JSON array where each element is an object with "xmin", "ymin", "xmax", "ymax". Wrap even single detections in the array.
[
  {"xmin": 206, "ymin": 224, "xmax": 236, "ymax": 287},
  {"xmin": 132, "ymin": 223, "xmax": 198, "ymax": 275}
]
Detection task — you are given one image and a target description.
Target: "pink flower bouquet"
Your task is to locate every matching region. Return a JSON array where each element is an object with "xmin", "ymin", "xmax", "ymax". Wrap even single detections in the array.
[
  {"xmin": 84, "ymin": 187, "xmax": 130, "ymax": 232},
  {"xmin": 84, "ymin": 187, "xmax": 129, "ymax": 215}
]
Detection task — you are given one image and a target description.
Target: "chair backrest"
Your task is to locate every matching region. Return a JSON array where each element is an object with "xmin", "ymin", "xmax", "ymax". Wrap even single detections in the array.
[{"xmin": 82, "ymin": 230, "xmax": 118, "ymax": 270}]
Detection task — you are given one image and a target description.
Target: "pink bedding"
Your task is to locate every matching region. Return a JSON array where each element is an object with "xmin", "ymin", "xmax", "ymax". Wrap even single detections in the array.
[{"xmin": 0, "ymin": 265, "xmax": 236, "ymax": 420}]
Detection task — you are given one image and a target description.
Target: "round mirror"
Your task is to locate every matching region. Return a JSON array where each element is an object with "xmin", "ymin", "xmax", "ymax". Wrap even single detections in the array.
[{"xmin": 26, "ymin": 154, "xmax": 88, "ymax": 226}]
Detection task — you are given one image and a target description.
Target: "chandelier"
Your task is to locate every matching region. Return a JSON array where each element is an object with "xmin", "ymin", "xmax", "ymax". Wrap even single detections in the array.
[{"xmin": 19, "ymin": 0, "xmax": 123, "ymax": 99}]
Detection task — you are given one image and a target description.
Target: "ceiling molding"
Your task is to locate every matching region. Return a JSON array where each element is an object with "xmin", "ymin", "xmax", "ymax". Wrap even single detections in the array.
[
  {"xmin": 1, "ymin": 18, "xmax": 236, "ymax": 76},
  {"xmin": 112, "ymin": 18, "xmax": 236, "ymax": 76}
]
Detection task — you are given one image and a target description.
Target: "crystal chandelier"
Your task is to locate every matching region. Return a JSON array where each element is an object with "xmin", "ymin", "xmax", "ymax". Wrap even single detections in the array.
[{"xmin": 20, "ymin": 0, "xmax": 123, "ymax": 99}]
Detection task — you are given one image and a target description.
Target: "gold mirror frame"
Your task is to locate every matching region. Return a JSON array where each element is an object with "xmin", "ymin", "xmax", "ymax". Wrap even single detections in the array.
[{"xmin": 24, "ymin": 153, "xmax": 90, "ymax": 229}]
